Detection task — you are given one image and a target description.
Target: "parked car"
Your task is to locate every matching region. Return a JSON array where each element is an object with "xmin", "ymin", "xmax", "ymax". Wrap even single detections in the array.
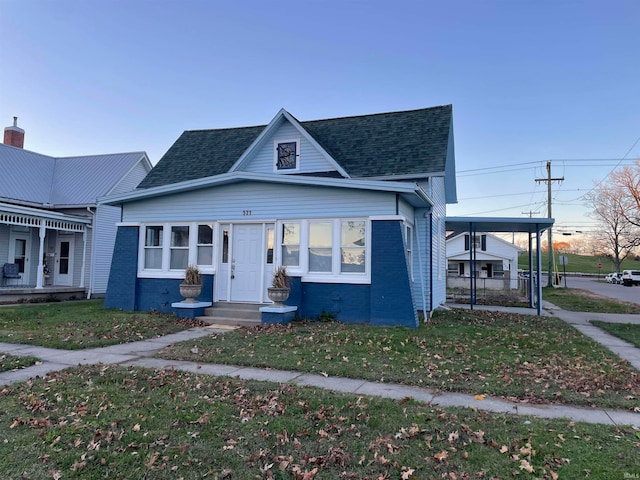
[
  {"xmin": 621, "ymin": 270, "xmax": 640, "ymax": 286},
  {"xmin": 605, "ymin": 272, "xmax": 622, "ymax": 284}
]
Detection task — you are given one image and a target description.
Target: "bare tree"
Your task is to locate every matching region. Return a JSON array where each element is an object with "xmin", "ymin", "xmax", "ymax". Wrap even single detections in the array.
[
  {"xmin": 609, "ymin": 158, "xmax": 640, "ymax": 229},
  {"xmin": 586, "ymin": 180, "xmax": 640, "ymax": 271}
]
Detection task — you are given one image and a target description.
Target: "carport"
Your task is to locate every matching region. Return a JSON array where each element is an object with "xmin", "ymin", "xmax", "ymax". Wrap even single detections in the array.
[{"xmin": 445, "ymin": 217, "xmax": 555, "ymax": 315}]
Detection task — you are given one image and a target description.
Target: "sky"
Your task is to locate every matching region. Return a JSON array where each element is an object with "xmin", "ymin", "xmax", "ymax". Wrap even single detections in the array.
[{"xmin": 1, "ymin": 0, "xmax": 639, "ymax": 236}]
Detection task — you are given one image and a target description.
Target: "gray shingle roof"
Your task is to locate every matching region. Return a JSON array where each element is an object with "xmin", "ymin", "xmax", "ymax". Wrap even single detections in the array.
[
  {"xmin": 138, "ymin": 105, "xmax": 452, "ymax": 189},
  {"xmin": 0, "ymin": 144, "xmax": 147, "ymax": 206}
]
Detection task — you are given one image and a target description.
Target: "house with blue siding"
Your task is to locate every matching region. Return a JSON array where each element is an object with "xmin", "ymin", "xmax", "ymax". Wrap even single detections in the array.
[
  {"xmin": 0, "ymin": 118, "xmax": 152, "ymax": 299},
  {"xmin": 102, "ymin": 105, "xmax": 457, "ymax": 327}
]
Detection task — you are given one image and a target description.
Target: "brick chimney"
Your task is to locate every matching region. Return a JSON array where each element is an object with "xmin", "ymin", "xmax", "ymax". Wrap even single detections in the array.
[{"xmin": 4, "ymin": 117, "xmax": 25, "ymax": 148}]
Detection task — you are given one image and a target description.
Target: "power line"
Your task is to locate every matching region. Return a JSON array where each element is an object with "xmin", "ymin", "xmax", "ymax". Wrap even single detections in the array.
[{"xmin": 564, "ymin": 135, "xmax": 640, "ymax": 201}]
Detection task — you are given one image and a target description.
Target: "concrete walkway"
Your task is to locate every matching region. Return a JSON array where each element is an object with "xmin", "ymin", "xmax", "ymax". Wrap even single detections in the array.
[{"xmin": 1, "ymin": 306, "xmax": 639, "ymax": 428}]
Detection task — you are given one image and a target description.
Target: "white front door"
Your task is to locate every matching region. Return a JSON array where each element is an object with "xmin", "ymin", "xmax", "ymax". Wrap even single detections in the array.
[
  {"xmin": 8, "ymin": 231, "xmax": 30, "ymax": 285},
  {"xmin": 230, "ymin": 224, "xmax": 262, "ymax": 302},
  {"xmin": 55, "ymin": 236, "xmax": 74, "ymax": 286}
]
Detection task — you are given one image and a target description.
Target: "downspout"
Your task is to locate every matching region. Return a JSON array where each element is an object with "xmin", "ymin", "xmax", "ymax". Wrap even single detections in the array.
[
  {"xmin": 415, "ymin": 212, "xmax": 428, "ymax": 322},
  {"xmin": 428, "ymin": 212, "xmax": 433, "ymax": 319},
  {"xmin": 86, "ymin": 207, "xmax": 95, "ymax": 299}
]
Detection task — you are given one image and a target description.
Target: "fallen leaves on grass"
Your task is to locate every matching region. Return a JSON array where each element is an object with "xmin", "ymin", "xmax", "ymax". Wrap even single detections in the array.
[{"xmin": 159, "ymin": 309, "xmax": 640, "ymax": 411}]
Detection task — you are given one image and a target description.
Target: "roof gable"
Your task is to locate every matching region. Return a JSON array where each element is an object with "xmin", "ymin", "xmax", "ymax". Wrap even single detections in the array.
[
  {"xmin": 0, "ymin": 144, "xmax": 148, "ymax": 206},
  {"xmin": 229, "ymin": 109, "xmax": 348, "ymax": 177},
  {"xmin": 138, "ymin": 105, "xmax": 454, "ymax": 189}
]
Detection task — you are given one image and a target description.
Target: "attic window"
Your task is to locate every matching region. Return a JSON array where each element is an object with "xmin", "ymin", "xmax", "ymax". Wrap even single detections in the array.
[{"xmin": 275, "ymin": 139, "xmax": 299, "ymax": 171}]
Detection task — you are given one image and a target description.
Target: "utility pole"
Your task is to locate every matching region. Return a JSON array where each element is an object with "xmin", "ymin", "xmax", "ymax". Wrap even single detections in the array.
[
  {"xmin": 535, "ymin": 161, "xmax": 564, "ymax": 286},
  {"xmin": 521, "ymin": 210, "xmax": 540, "ymax": 218}
]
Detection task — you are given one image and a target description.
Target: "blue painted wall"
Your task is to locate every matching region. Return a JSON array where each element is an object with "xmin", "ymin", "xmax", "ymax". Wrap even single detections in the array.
[
  {"xmin": 105, "ymin": 221, "xmax": 417, "ymax": 327},
  {"xmin": 370, "ymin": 220, "xmax": 417, "ymax": 327},
  {"xmin": 104, "ymin": 225, "xmax": 215, "ymax": 313},
  {"xmin": 104, "ymin": 226, "xmax": 139, "ymax": 310},
  {"xmin": 287, "ymin": 220, "xmax": 416, "ymax": 327},
  {"xmin": 136, "ymin": 275, "xmax": 213, "ymax": 312},
  {"xmin": 299, "ymin": 283, "xmax": 371, "ymax": 323}
]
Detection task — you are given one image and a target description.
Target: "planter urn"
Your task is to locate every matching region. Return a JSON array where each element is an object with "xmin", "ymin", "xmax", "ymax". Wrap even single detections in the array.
[
  {"xmin": 267, "ymin": 287, "xmax": 290, "ymax": 307},
  {"xmin": 179, "ymin": 283, "xmax": 202, "ymax": 303}
]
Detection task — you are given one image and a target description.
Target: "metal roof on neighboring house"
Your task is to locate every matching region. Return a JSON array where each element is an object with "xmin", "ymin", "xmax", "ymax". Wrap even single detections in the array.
[
  {"xmin": 0, "ymin": 144, "xmax": 55, "ymax": 204},
  {"xmin": 138, "ymin": 105, "xmax": 453, "ymax": 189},
  {"xmin": 0, "ymin": 144, "xmax": 148, "ymax": 207}
]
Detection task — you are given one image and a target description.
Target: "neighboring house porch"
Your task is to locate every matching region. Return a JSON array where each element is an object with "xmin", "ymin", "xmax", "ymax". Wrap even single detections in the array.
[
  {"xmin": 1, "ymin": 203, "xmax": 91, "ymax": 300},
  {"xmin": 0, "ymin": 118, "xmax": 152, "ymax": 301}
]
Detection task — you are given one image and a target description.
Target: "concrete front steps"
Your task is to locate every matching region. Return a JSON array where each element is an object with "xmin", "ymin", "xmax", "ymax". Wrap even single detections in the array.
[{"xmin": 196, "ymin": 302, "xmax": 267, "ymax": 327}]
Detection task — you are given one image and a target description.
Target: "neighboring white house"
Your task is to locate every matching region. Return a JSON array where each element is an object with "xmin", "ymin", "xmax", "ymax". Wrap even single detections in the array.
[
  {"xmin": 446, "ymin": 232, "xmax": 523, "ymax": 289},
  {"xmin": 0, "ymin": 118, "xmax": 152, "ymax": 296}
]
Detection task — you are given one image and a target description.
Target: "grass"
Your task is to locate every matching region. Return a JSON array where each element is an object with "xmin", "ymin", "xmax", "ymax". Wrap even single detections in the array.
[
  {"xmin": 519, "ymin": 252, "xmax": 640, "ymax": 275},
  {"xmin": 159, "ymin": 309, "xmax": 640, "ymax": 411},
  {"xmin": 0, "ymin": 353, "xmax": 39, "ymax": 372},
  {"xmin": 0, "ymin": 300, "xmax": 199, "ymax": 349},
  {"xmin": 591, "ymin": 321, "xmax": 640, "ymax": 348},
  {"xmin": 0, "ymin": 364, "xmax": 638, "ymax": 479},
  {"xmin": 542, "ymin": 286, "xmax": 640, "ymax": 313}
]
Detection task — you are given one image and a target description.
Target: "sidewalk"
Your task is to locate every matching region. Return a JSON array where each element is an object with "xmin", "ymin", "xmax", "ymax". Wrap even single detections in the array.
[{"xmin": 1, "ymin": 309, "xmax": 639, "ymax": 428}]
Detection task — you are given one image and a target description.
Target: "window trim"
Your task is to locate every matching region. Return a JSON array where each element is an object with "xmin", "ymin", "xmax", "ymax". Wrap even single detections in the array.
[
  {"xmin": 138, "ymin": 222, "xmax": 216, "ymax": 278},
  {"xmin": 277, "ymin": 218, "xmax": 371, "ymax": 284},
  {"xmin": 404, "ymin": 222, "xmax": 414, "ymax": 281},
  {"xmin": 273, "ymin": 138, "xmax": 300, "ymax": 172}
]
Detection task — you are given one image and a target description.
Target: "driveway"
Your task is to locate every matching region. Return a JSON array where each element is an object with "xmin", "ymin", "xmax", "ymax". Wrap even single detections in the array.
[{"xmin": 563, "ymin": 276, "xmax": 640, "ymax": 305}]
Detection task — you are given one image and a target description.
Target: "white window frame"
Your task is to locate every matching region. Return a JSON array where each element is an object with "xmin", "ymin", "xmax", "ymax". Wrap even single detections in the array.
[
  {"xmin": 195, "ymin": 223, "xmax": 215, "ymax": 268},
  {"xmin": 138, "ymin": 222, "xmax": 216, "ymax": 278},
  {"xmin": 276, "ymin": 218, "xmax": 371, "ymax": 284},
  {"xmin": 142, "ymin": 225, "xmax": 164, "ymax": 271},
  {"xmin": 273, "ymin": 138, "xmax": 300, "ymax": 173},
  {"xmin": 169, "ymin": 225, "xmax": 190, "ymax": 271},
  {"xmin": 404, "ymin": 222, "xmax": 414, "ymax": 281}
]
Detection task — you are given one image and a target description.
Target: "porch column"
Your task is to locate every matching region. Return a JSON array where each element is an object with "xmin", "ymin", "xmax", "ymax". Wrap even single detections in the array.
[
  {"xmin": 79, "ymin": 228, "xmax": 87, "ymax": 288},
  {"xmin": 36, "ymin": 223, "xmax": 46, "ymax": 289}
]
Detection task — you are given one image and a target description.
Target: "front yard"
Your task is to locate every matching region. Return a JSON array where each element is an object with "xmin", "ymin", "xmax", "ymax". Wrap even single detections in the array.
[
  {"xmin": 159, "ymin": 308, "xmax": 640, "ymax": 411},
  {"xmin": 1, "ymin": 365, "xmax": 638, "ymax": 479},
  {"xmin": 0, "ymin": 298, "xmax": 638, "ymax": 478}
]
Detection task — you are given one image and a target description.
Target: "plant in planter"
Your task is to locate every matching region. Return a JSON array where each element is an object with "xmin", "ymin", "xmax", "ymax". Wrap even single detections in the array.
[
  {"xmin": 267, "ymin": 265, "xmax": 290, "ymax": 306},
  {"xmin": 179, "ymin": 264, "xmax": 202, "ymax": 303}
]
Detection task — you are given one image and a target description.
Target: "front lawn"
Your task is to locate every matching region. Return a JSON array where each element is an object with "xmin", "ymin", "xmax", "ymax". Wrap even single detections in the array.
[
  {"xmin": 0, "ymin": 300, "xmax": 199, "ymax": 349},
  {"xmin": 542, "ymin": 287, "xmax": 640, "ymax": 313},
  {"xmin": 0, "ymin": 365, "xmax": 637, "ymax": 479},
  {"xmin": 591, "ymin": 321, "xmax": 640, "ymax": 348},
  {"xmin": 159, "ymin": 309, "xmax": 640, "ymax": 411},
  {"xmin": 0, "ymin": 353, "xmax": 39, "ymax": 372}
]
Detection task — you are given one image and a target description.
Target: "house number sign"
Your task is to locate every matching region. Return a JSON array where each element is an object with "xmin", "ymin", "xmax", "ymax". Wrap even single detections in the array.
[{"xmin": 242, "ymin": 210, "xmax": 252, "ymax": 216}]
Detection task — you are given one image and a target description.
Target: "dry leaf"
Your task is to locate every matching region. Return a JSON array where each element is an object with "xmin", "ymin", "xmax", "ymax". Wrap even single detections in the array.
[
  {"xmin": 401, "ymin": 468, "xmax": 415, "ymax": 479},
  {"xmin": 434, "ymin": 451, "xmax": 449, "ymax": 462},
  {"xmin": 474, "ymin": 394, "xmax": 485, "ymax": 401},
  {"xmin": 519, "ymin": 459, "xmax": 535, "ymax": 473}
]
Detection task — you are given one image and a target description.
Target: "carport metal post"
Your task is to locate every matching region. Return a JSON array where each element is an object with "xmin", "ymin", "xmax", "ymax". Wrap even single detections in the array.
[
  {"xmin": 528, "ymin": 232, "xmax": 534, "ymax": 308},
  {"xmin": 536, "ymin": 224, "xmax": 543, "ymax": 316},
  {"xmin": 468, "ymin": 222, "xmax": 476, "ymax": 309}
]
